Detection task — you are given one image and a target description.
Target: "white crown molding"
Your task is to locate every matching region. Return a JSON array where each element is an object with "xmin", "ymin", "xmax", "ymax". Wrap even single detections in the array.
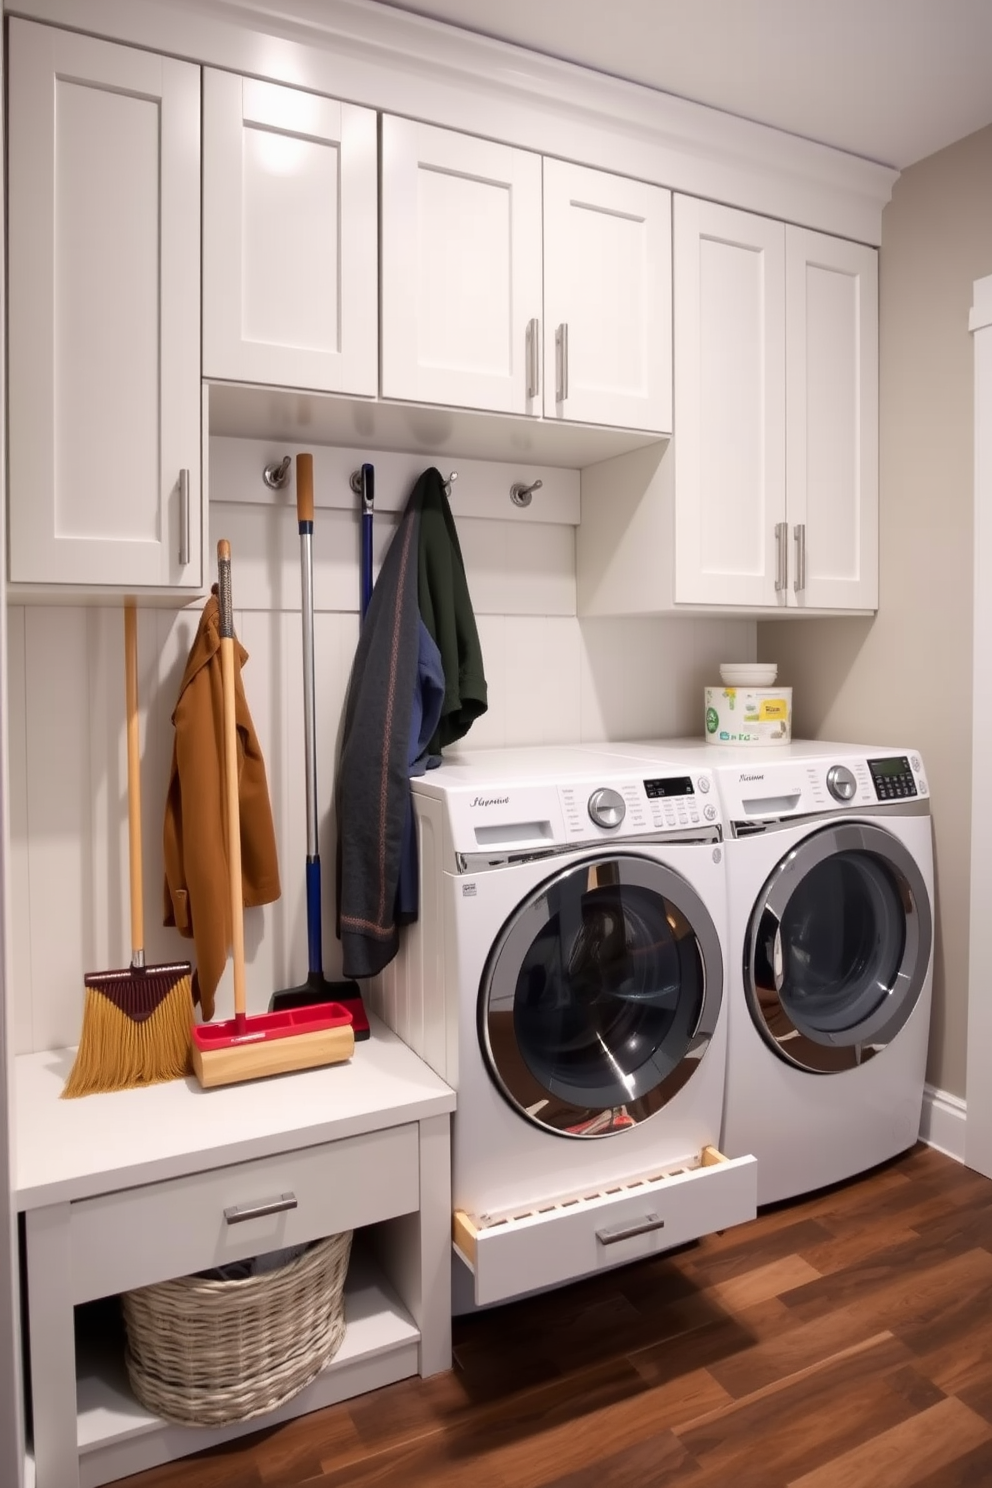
[
  {"xmin": 920, "ymin": 1083, "xmax": 967, "ymax": 1164},
  {"xmin": 7, "ymin": 0, "xmax": 896, "ymax": 242}
]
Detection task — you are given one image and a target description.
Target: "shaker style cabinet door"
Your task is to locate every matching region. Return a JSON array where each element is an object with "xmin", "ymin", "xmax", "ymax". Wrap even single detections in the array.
[
  {"xmin": 786, "ymin": 227, "xmax": 879, "ymax": 611},
  {"xmin": 673, "ymin": 196, "xmax": 786, "ymax": 607},
  {"xmin": 202, "ymin": 70, "xmax": 377, "ymax": 395},
  {"xmin": 542, "ymin": 160, "xmax": 672, "ymax": 433},
  {"xmin": 380, "ymin": 117, "xmax": 542, "ymax": 414},
  {"xmin": 7, "ymin": 20, "xmax": 202, "ymax": 589}
]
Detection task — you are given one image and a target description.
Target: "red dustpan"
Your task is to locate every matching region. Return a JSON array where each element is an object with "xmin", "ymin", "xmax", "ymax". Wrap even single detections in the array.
[{"xmin": 191, "ymin": 538, "xmax": 355, "ymax": 1088}]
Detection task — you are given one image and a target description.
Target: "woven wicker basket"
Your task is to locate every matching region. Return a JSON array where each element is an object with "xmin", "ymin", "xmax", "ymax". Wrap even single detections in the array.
[{"xmin": 121, "ymin": 1230, "xmax": 353, "ymax": 1427}]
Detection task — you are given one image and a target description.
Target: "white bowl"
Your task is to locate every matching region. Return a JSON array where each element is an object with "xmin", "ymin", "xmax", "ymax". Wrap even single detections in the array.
[{"xmin": 719, "ymin": 662, "xmax": 778, "ymax": 686}]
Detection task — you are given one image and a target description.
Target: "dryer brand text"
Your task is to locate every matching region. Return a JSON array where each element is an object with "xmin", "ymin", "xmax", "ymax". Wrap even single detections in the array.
[{"xmin": 738, "ymin": 772, "xmax": 766, "ymax": 783}]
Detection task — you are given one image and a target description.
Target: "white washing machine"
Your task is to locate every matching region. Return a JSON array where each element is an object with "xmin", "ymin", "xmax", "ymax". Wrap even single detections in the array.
[
  {"xmin": 371, "ymin": 745, "xmax": 756, "ymax": 1309},
  {"xmin": 587, "ymin": 739, "xmax": 934, "ymax": 1206}
]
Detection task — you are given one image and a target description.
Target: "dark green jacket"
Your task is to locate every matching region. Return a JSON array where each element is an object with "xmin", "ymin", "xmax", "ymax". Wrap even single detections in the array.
[{"xmin": 417, "ymin": 468, "xmax": 487, "ymax": 754}]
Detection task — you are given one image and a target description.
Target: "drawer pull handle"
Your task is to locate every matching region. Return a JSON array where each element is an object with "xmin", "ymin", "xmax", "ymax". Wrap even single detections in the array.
[
  {"xmin": 224, "ymin": 1192, "xmax": 298, "ymax": 1225},
  {"xmin": 596, "ymin": 1211, "xmax": 665, "ymax": 1246}
]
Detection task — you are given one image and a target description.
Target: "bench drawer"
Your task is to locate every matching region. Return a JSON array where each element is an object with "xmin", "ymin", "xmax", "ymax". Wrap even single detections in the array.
[
  {"xmin": 70, "ymin": 1123, "xmax": 419, "ymax": 1303},
  {"xmin": 453, "ymin": 1147, "xmax": 757, "ymax": 1307}
]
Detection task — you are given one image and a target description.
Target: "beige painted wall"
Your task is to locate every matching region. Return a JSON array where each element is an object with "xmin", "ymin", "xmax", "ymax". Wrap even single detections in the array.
[{"xmin": 759, "ymin": 123, "xmax": 992, "ymax": 1098}]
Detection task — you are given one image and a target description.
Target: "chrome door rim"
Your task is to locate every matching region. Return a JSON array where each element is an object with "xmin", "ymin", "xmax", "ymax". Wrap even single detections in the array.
[
  {"xmin": 479, "ymin": 852, "xmax": 723, "ymax": 1137},
  {"xmin": 744, "ymin": 821, "xmax": 932, "ymax": 1074}
]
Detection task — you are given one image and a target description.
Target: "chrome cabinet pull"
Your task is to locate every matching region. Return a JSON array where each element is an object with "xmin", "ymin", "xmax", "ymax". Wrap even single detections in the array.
[
  {"xmin": 556, "ymin": 322, "xmax": 569, "ymax": 402},
  {"xmin": 223, "ymin": 1192, "xmax": 298, "ymax": 1225},
  {"xmin": 774, "ymin": 521, "xmax": 788, "ymax": 592},
  {"xmin": 794, "ymin": 523, "xmax": 807, "ymax": 594},
  {"xmin": 526, "ymin": 317, "xmax": 540, "ymax": 400},
  {"xmin": 178, "ymin": 468, "xmax": 191, "ymax": 567},
  {"xmin": 596, "ymin": 1211, "xmax": 665, "ymax": 1246}
]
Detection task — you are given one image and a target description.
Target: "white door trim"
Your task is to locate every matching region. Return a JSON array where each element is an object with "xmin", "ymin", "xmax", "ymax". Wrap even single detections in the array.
[{"xmin": 966, "ymin": 272, "xmax": 992, "ymax": 1180}]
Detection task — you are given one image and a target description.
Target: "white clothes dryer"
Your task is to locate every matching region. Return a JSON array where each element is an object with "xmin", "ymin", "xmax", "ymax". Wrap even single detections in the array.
[
  {"xmin": 587, "ymin": 739, "xmax": 934, "ymax": 1207},
  {"xmin": 371, "ymin": 746, "xmax": 756, "ymax": 1308}
]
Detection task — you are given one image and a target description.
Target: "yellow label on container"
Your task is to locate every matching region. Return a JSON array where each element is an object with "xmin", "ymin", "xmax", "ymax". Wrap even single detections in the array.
[{"xmin": 759, "ymin": 698, "xmax": 789, "ymax": 721}]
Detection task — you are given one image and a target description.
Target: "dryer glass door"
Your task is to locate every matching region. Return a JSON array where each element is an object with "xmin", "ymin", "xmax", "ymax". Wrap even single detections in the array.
[
  {"xmin": 480, "ymin": 853, "xmax": 723, "ymax": 1137},
  {"xmin": 745, "ymin": 821, "xmax": 933, "ymax": 1073}
]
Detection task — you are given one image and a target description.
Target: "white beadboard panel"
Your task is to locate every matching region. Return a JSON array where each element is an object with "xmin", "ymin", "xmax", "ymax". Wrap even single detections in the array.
[
  {"xmin": 500, "ymin": 617, "xmax": 582, "ymax": 746},
  {"xmin": 209, "ymin": 437, "xmax": 580, "ymax": 525},
  {"xmin": 578, "ymin": 616, "xmax": 757, "ymax": 742},
  {"xmin": 214, "ymin": 502, "xmax": 573, "ymax": 618},
  {"xmin": 23, "ymin": 609, "xmax": 96, "ymax": 1053},
  {"xmin": 457, "ymin": 520, "xmax": 575, "ymax": 618},
  {"xmin": 7, "ymin": 609, "xmax": 31, "ymax": 1056}
]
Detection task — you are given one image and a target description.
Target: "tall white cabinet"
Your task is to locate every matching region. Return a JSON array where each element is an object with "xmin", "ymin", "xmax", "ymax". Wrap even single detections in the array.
[
  {"xmin": 202, "ymin": 69, "xmax": 378, "ymax": 395},
  {"xmin": 672, "ymin": 196, "xmax": 878, "ymax": 611},
  {"xmin": 7, "ymin": 20, "xmax": 202, "ymax": 590}
]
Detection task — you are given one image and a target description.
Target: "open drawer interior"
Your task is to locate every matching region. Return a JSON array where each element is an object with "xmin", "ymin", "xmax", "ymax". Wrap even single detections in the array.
[{"xmin": 453, "ymin": 1146, "xmax": 757, "ymax": 1307}]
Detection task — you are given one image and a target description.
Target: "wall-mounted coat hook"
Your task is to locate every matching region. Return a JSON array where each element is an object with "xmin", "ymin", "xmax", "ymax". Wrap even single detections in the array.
[
  {"xmin": 263, "ymin": 455, "xmax": 292, "ymax": 490},
  {"xmin": 443, "ymin": 471, "xmax": 458, "ymax": 496},
  {"xmin": 510, "ymin": 478, "xmax": 543, "ymax": 508}
]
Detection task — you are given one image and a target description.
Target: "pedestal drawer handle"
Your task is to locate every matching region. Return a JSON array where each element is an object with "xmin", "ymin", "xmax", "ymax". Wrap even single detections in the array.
[
  {"xmin": 224, "ymin": 1192, "xmax": 298, "ymax": 1224},
  {"xmin": 595, "ymin": 1211, "xmax": 665, "ymax": 1246}
]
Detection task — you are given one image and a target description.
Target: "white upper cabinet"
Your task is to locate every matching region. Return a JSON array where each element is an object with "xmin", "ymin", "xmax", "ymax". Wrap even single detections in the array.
[
  {"xmin": 381, "ymin": 119, "xmax": 672, "ymax": 433},
  {"xmin": 202, "ymin": 70, "xmax": 378, "ymax": 395},
  {"xmin": 381, "ymin": 117, "xmax": 543, "ymax": 415},
  {"xmin": 673, "ymin": 197, "xmax": 786, "ymax": 607},
  {"xmin": 672, "ymin": 196, "xmax": 878, "ymax": 611},
  {"xmin": 786, "ymin": 227, "xmax": 878, "ymax": 611},
  {"xmin": 7, "ymin": 20, "xmax": 202, "ymax": 590},
  {"xmin": 542, "ymin": 160, "xmax": 672, "ymax": 432}
]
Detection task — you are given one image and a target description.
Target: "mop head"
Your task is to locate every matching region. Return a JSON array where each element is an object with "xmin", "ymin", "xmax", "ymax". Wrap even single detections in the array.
[{"xmin": 62, "ymin": 962, "xmax": 194, "ymax": 1098}]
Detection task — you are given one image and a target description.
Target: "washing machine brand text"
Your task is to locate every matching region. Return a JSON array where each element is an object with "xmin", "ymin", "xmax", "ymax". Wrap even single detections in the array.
[{"xmin": 470, "ymin": 795, "xmax": 509, "ymax": 807}]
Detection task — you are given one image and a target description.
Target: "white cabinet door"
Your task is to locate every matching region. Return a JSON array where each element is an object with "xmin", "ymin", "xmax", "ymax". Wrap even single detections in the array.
[
  {"xmin": 8, "ymin": 20, "xmax": 201, "ymax": 590},
  {"xmin": 542, "ymin": 160, "xmax": 672, "ymax": 433},
  {"xmin": 203, "ymin": 70, "xmax": 377, "ymax": 395},
  {"xmin": 380, "ymin": 117, "xmax": 542, "ymax": 413},
  {"xmin": 673, "ymin": 197, "xmax": 786, "ymax": 607},
  {"xmin": 787, "ymin": 227, "xmax": 879, "ymax": 610}
]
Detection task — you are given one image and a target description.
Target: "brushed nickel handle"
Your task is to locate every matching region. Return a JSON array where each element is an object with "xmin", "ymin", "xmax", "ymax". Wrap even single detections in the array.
[
  {"xmin": 526, "ymin": 317, "xmax": 540, "ymax": 400},
  {"xmin": 224, "ymin": 1192, "xmax": 298, "ymax": 1225},
  {"xmin": 774, "ymin": 521, "xmax": 788, "ymax": 592},
  {"xmin": 556, "ymin": 322, "xmax": 569, "ymax": 402},
  {"xmin": 794, "ymin": 523, "xmax": 807, "ymax": 594},
  {"xmin": 178, "ymin": 469, "xmax": 191, "ymax": 566},
  {"xmin": 596, "ymin": 1211, "xmax": 665, "ymax": 1246}
]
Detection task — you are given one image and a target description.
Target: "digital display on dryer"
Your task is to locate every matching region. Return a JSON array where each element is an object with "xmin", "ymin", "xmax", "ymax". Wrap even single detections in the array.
[
  {"xmin": 644, "ymin": 777, "xmax": 694, "ymax": 798},
  {"xmin": 868, "ymin": 756, "xmax": 917, "ymax": 799}
]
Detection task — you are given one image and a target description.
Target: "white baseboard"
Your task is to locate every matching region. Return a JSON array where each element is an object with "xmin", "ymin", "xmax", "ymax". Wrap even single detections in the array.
[{"xmin": 920, "ymin": 1083, "xmax": 967, "ymax": 1163}]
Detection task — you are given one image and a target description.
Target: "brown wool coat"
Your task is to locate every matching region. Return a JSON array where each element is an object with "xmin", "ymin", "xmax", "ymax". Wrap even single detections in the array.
[{"xmin": 163, "ymin": 592, "xmax": 280, "ymax": 1020}]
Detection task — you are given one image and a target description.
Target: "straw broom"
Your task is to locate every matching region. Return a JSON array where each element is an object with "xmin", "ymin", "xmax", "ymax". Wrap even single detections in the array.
[{"xmin": 62, "ymin": 602, "xmax": 193, "ymax": 1098}]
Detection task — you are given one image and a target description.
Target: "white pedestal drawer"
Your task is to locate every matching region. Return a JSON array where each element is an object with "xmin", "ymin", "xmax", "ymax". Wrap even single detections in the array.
[
  {"xmin": 453, "ymin": 1147, "xmax": 757, "ymax": 1307},
  {"xmin": 70, "ymin": 1123, "xmax": 418, "ymax": 1304}
]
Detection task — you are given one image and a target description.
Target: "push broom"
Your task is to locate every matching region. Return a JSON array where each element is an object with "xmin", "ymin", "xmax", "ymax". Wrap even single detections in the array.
[
  {"xmin": 191, "ymin": 539, "xmax": 355, "ymax": 1089},
  {"xmin": 269, "ymin": 453, "xmax": 370, "ymax": 1038},
  {"xmin": 62, "ymin": 603, "xmax": 194, "ymax": 1098}
]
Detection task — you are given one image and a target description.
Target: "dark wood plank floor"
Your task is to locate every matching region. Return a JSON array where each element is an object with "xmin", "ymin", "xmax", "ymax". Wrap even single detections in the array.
[{"xmin": 120, "ymin": 1143, "xmax": 992, "ymax": 1488}]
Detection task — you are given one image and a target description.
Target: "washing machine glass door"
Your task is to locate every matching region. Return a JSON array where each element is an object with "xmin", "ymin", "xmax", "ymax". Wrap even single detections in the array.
[
  {"xmin": 745, "ymin": 821, "xmax": 933, "ymax": 1073},
  {"xmin": 480, "ymin": 853, "xmax": 723, "ymax": 1138}
]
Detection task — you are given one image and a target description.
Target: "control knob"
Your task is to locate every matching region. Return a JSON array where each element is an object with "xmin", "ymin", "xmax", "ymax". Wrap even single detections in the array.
[
  {"xmin": 826, "ymin": 764, "xmax": 857, "ymax": 802},
  {"xmin": 588, "ymin": 787, "xmax": 625, "ymax": 829}
]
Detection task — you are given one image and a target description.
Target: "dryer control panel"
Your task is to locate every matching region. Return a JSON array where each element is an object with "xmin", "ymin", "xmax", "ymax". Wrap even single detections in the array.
[{"xmin": 718, "ymin": 750, "xmax": 929, "ymax": 824}]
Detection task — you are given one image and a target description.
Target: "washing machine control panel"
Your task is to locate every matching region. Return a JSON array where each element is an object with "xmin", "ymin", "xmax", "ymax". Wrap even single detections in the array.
[
  {"xmin": 868, "ymin": 755, "xmax": 918, "ymax": 800},
  {"xmin": 558, "ymin": 774, "xmax": 714, "ymax": 840}
]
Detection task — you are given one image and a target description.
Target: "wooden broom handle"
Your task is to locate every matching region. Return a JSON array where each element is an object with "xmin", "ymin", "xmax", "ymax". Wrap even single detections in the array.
[
  {"xmin": 124, "ymin": 601, "xmax": 144, "ymax": 960},
  {"xmin": 296, "ymin": 452, "xmax": 314, "ymax": 524},
  {"xmin": 217, "ymin": 539, "xmax": 247, "ymax": 1022}
]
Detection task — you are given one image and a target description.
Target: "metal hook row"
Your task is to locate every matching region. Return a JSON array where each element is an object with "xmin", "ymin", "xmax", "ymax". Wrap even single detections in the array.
[{"xmin": 263, "ymin": 456, "xmax": 542, "ymax": 508}]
